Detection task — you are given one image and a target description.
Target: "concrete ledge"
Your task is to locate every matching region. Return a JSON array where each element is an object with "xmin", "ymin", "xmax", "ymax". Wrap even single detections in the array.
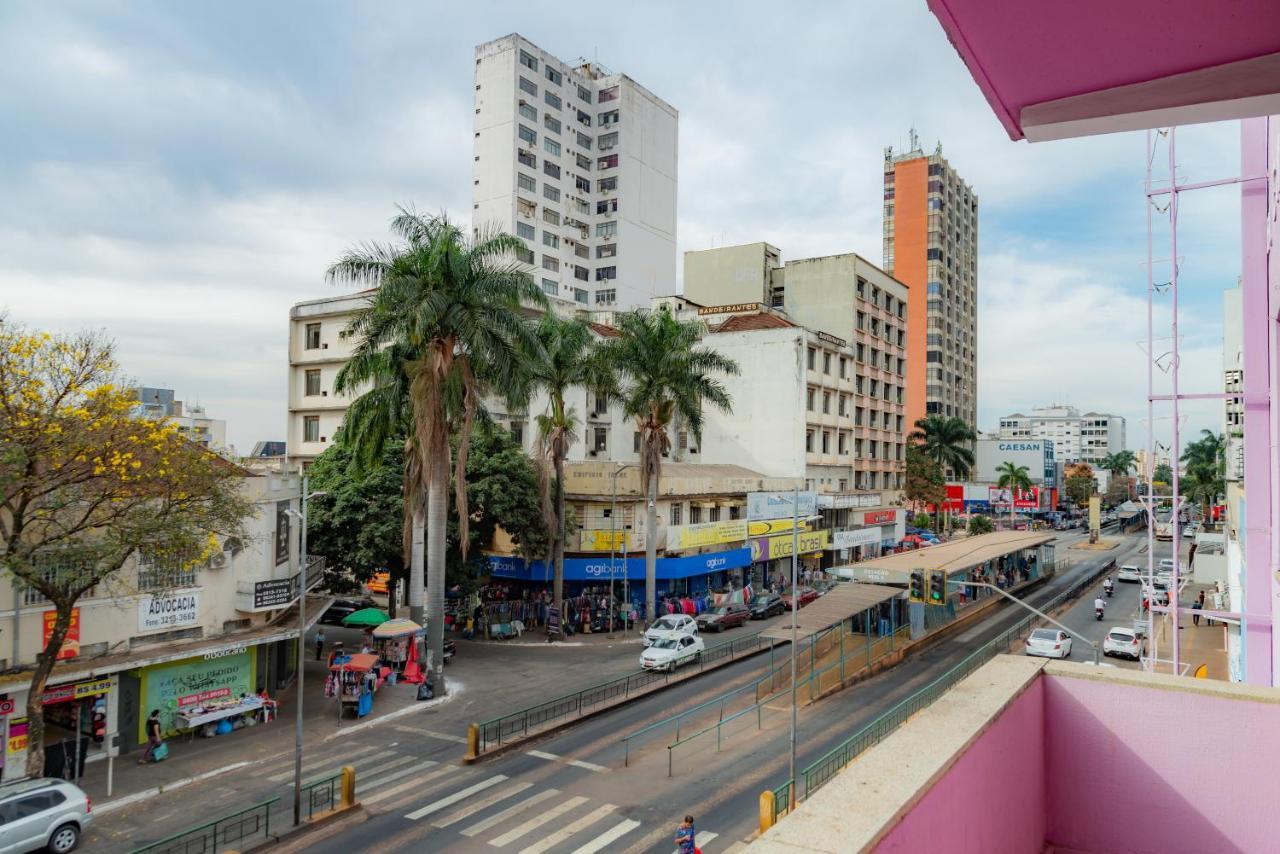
[
  {"xmin": 1043, "ymin": 658, "xmax": 1280, "ymax": 703},
  {"xmin": 751, "ymin": 656, "xmax": 1047, "ymax": 853}
]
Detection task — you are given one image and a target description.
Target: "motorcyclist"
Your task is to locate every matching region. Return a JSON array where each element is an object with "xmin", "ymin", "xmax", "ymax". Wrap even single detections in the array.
[
  {"xmin": 1094, "ymin": 595, "xmax": 1106, "ymax": 618},
  {"xmin": 1103, "ymin": 577, "xmax": 1114, "ymax": 596}
]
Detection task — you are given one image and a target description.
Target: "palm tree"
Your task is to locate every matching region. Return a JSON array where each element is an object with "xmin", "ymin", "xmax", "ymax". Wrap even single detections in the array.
[
  {"xmin": 518, "ymin": 315, "xmax": 615, "ymax": 615},
  {"xmin": 329, "ymin": 209, "xmax": 544, "ymax": 688},
  {"xmin": 1099, "ymin": 451, "xmax": 1137, "ymax": 499},
  {"xmin": 995, "ymin": 461, "xmax": 1033, "ymax": 530},
  {"xmin": 597, "ymin": 308, "xmax": 738, "ymax": 626},
  {"xmin": 909, "ymin": 415, "xmax": 976, "ymax": 531},
  {"xmin": 1180, "ymin": 430, "xmax": 1225, "ymax": 520},
  {"xmin": 967, "ymin": 515, "xmax": 995, "ymax": 536}
]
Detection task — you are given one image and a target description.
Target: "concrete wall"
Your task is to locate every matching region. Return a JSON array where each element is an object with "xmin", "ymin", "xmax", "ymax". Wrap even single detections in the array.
[{"xmin": 682, "ymin": 242, "xmax": 778, "ymax": 307}]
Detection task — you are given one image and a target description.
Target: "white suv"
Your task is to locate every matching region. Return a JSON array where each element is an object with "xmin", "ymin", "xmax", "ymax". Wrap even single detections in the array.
[
  {"xmin": 0, "ymin": 778, "xmax": 91, "ymax": 853},
  {"xmin": 1103, "ymin": 627, "xmax": 1144, "ymax": 660}
]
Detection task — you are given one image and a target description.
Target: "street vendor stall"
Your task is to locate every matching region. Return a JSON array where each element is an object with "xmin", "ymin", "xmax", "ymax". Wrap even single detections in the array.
[
  {"xmin": 370, "ymin": 618, "xmax": 420, "ymax": 671},
  {"xmin": 326, "ymin": 653, "xmax": 382, "ymax": 719},
  {"xmin": 174, "ymin": 694, "xmax": 276, "ymax": 741}
]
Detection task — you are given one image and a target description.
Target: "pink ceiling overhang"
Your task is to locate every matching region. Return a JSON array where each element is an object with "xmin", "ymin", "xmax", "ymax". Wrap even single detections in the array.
[{"xmin": 926, "ymin": 0, "xmax": 1280, "ymax": 141}]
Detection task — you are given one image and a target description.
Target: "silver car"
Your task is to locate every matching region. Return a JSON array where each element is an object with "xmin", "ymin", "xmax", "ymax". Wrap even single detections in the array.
[{"xmin": 0, "ymin": 778, "xmax": 91, "ymax": 853}]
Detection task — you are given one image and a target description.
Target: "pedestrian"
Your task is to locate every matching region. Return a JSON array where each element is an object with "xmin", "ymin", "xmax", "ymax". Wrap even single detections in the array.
[
  {"xmin": 315, "ymin": 628, "xmax": 326, "ymax": 661},
  {"xmin": 674, "ymin": 814, "xmax": 697, "ymax": 854},
  {"xmin": 1192, "ymin": 599, "xmax": 1202, "ymax": 626},
  {"xmin": 139, "ymin": 709, "xmax": 163, "ymax": 764}
]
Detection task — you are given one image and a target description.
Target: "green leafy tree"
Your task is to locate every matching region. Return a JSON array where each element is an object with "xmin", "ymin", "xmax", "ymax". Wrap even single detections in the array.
[
  {"xmin": 597, "ymin": 308, "xmax": 738, "ymax": 624},
  {"xmin": 911, "ymin": 512, "xmax": 935, "ymax": 530},
  {"xmin": 908, "ymin": 416, "xmax": 974, "ymax": 531},
  {"xmin": 1100, "ymin": 451, "xmax": 1136, "ymax": 500},
  {"xmin": 329, "ymin": 209, "xmax": 545, "ymax": 687},
  {"xmin": 1180, "ymin": 430, "xmax": 1225, "ymax": 519},
  {"xmin": 1153, "ymin": 462, "xmax": 1174, "ymax": 485},
  {"xmin": 995, "ymin": 461, "xmax": 1033, "ymax": 530},
  {"xmin": 905, "ymin": 444, "xmax": 946, "ymax": 521},
  {"xmin": 1064, "ymin": 462, "xmax": 1096, "ymax": 508},
  {"xmin": 967, "ymin": 515, "xmax": 995, "ymax": 536}
]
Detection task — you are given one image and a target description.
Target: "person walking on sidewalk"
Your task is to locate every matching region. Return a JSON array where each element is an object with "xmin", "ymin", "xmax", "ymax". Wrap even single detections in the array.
[
  {"xmin": 675, "ymin": 815, "xmax": 698, "ymax": 854},
  {"xmin": 315, "ymin": 629, "xmax": 326, "ymax": 661},
  {"xmin": 139, "ymin": 710, "xmax": 162, "ymax": 764}
]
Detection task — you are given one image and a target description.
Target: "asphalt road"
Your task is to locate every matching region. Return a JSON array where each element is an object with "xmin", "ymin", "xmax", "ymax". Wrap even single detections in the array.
[{"xmin": 300, "ymin": 529, "xmax": 1150, "ymax": 854}]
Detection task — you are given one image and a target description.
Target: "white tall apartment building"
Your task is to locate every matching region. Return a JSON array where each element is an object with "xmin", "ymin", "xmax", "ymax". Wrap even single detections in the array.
[
  {"xmin": 473, "ymin": 34, "xmax": 677, "ymax": 311},
  {"xmin": 997, "ymin": 404, "xmax": 1126, "ymax": 465}
]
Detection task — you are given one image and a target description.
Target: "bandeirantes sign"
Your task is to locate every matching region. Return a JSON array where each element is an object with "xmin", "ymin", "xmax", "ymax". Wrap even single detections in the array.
[
  {"xmin": 814, "ymin": 330, "xmax": 846, "ymax": 348},
  {"xmin": 138, "ymin": 591, "xmax": 200, "ymax": 632},
  {"xmin": 747, "ymin": 491, "xmax": 817, "ymax": 521},
  {"xmin": 697, "ymin": 302, "xmax": 761, "ymax": 316}
]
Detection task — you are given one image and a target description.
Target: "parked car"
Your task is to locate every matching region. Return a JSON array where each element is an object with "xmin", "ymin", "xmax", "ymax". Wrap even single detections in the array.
[
  {"xmin": 1117, "ymin": 565, "xmax": 1143, "ymax": 583},
  {"xmin": 1103, "ymin": 627, "xmax": 1143, "ymax": 660},
  {"xmin": 1024, "ymin": 628, "xmax": 1073, "ymax": 659},
  {"xmin": 643, "ymin": 613, "xmax": 698, "ymax": 646},
  {"xmin": 320, "ymin": 597, "xmax": 377, "ymax": 625},
  {"xmin": 639, "ymin": 633, "xmax": 705, "ymax": 671},
  {"xmin": 696, "ymin": 603, "xmax": 751, "ymax": 633},
  {"xmin": 780, "ymin": 587, "xmax": 819, "ymax": 610},
  {"xmin": 748, "ymin": 593, "xmax": 785, "ymax": 620},
  {"xmin": 0, "ymin": 778, "xmax": 91, "ymax": 854}
]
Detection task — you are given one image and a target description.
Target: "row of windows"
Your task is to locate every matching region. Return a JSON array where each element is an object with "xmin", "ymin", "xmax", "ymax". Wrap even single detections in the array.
[
  {"xmin": 804, "ymin": 430, "xmax": 906, "ymax": 461},
  {"xmin": 806, "ymin": 386, "xmax": 906, "ymax": 426}
]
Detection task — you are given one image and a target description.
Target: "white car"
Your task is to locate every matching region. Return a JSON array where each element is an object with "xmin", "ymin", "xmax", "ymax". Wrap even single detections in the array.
[
  {"xmin": 1103, "ymin": 627, "xmax": 1144, "ymax": 660},
  {"xmin": 1183, "ymin": 525, "xmax": 1198, "ymax": 539},
  {"xmin": 1158, "ymin": 558, "xmax": 1177, "ymax": 573},
  {"xmin": 1025, "ymin": 628, "xmax": 1073, "ymax": 659},
  {"xmin": 643, "ymin": 614, "xmax": 697, "ymax": 647},
  {"xmin": 639, "ymin": 633, "xmax": 705, "ymax": 671},
  {"xmin": 0, "ymin": 777, "xmax": 92, "ymax": 853},
  {"xmin": 1117, "ymin": 565, "xmax": 1142, "ymax": 583}
]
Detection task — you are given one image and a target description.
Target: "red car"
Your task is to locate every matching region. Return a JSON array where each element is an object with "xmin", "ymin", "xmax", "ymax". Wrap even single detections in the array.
[
  {"xmin": 780, "ymin": 587, "xmax": 819, "ymax": 609},
  {"xmin": 696, "ymin": 603, "xmax": 751, "ymax": 632}
]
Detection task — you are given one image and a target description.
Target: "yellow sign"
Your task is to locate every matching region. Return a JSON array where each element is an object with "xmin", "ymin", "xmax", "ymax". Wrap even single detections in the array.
[
  {"xmin": 667, "ymin": 520, "xmax": 748, "ymax": 551},
  {"xmin": 1089, "ymin": 496, "xmax": 1101, "ymax": 532},
  {"xmin": 747, "ymin": 518, "xmax": 806, "ymax": 537},
  {"xmin": 578, "ymin": 530, "xmax": 638, "ymax": 552},
  {"xmin": 765, "ymin": 530, "xmax": 830, "ymax": 559}
]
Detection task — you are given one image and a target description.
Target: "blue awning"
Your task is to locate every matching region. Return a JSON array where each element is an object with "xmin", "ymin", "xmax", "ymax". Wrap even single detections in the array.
[{"xmin": 486, "ymin": 547, "xmax": 752, "ymax": 582}]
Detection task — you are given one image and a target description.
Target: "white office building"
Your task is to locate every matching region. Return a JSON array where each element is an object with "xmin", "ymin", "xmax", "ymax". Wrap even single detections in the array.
[
  {"xmin": 996, "ymin": 405, "xmax": 1125, "ymax": 465},
  {"xmin": 473, "ymin": 34, "xmax": 677, "ymax": 311}
]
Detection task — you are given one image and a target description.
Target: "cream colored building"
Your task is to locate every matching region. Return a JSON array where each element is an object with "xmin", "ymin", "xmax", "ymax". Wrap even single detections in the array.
[
  {"xmin": 286, "ymin": 292, "xmax": 369, "ymax": 468},
  {"xmin": 0, "ymin": 469, "xmax": 322, "ymax": 779}
]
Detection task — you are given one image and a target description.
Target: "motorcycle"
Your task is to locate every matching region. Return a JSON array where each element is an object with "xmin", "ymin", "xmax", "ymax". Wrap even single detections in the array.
[
  {"xmin": 1105, "ymin": 585, "xmax": 1114, "ymax": 598},
  {"xmin": 1095, "ymin": 606, "xmax": 1105, "ymax": 621}
]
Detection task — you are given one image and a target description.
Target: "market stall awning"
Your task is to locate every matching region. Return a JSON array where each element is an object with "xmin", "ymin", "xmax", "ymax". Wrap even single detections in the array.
[
  {"xmin": 927, "ymin": 0, "xmax": 1280, "ymax": 141},
  {"xmin": 329, "ymin": 653, "xmax": 379, "ymax": 672},
  {"xmin": 762, "ymin": 583, "xmax": 901, "ymax": 642},
  {"xmin": 835, "ymin": 531, "xmax": 1055, "ymax": 585}
]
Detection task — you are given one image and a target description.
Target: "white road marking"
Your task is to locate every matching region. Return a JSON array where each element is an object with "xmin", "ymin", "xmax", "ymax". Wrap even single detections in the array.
[
  {"xmin": 266, "ymin": 747, "xmax": 392, "ymax": 782},
  {"xmin": 570, "ymin": 818, "xmax": 641, "ymax": 854},
  {"xmin": 487, "ymin": 795, "xmax": 588, "ymax": 847},
  {"xmin": 406, "ymin": 775, "xmax": 507, "ymax": 820},
  {"xmin": 519, "ymin": 803, "xmax": 616, "ymax": 854},
  {"xmin": 460, "ymin": 789, "xmax": 560, "ymax": 837},
  {"xmin": 391, "ymin": 725, "xmax": 468, "ymax": 743},
  {"xmin": 358, "ymin": 759, "xmax": 437, "ymax": 792},
  {"xmin": 433, "ymin": 781, "xmax": 534, "ymax": 828},
  {"xmin": 671, "ymin": 831, "xmax": 719, "ymax": 854},
  {"xmin": 360, "ymin": 765, "xmax": 453, "ymax": 805},
  {"xmin": 525, "ymin": 749, "xmax": 608, "ymax": 772}
]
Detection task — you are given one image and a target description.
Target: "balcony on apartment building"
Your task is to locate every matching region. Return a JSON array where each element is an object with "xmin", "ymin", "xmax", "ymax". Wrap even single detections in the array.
[{"xmin": 753, "ymin": 655, "xmax": 1275, "ymax": 854}]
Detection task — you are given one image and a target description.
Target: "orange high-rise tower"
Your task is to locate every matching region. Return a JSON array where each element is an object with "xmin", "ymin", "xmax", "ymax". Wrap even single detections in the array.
[{"xmin": 882, "ymin": 132, "xmax": 978, "ymax": 435}]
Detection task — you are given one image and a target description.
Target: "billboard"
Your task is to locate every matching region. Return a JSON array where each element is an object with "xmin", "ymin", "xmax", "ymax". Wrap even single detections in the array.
[
  {"xmin": 974, "ymin": 439, "xmax": 1055, "ymax": 486},
  {"xmin": 747, "ymin": 491, "xmax": 817, "ymax": 521},
  {"xmin": 666, "ymin": 520, "xmax": 748, "ymax": 551},
  {"xmin": 750, "ymin": 530, "xmax": 829, "ymax": 562},
  {"xmin": 988, "ymin": 486, "xmax": 1040, "ymax": 509}
]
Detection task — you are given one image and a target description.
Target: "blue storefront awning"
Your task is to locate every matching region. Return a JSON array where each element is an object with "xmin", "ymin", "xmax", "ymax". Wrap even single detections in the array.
[{"xmin": 487, "ymin": 548, "xmax": 752, "ymax": 582}]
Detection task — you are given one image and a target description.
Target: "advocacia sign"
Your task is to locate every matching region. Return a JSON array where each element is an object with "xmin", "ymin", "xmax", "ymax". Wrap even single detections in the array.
[{"xmin": 138, "ymin": 590, "xmax": 200, "ymax": 633}]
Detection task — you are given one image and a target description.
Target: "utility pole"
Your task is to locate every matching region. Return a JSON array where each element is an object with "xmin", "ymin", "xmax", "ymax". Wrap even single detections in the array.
[
  {"xmin": 948, "ymin": 579, "xmax": 1101, "ymax": 664},
  {"xmin": 788, "ymin": 485, "xmax": 799, "ymax": 808},
  {"xmin": 289, "ymin": 476, "xmax": 327, "ymax": 827}
]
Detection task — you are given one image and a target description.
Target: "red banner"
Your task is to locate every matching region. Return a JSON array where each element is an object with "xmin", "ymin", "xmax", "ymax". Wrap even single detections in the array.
[
  {"xmin": 43, "ymin": 608, "xmax": 79, "ymax": 661},
  {"xmin": 863, "ymin": 510, "xmax": 897, "ymax": 525}
]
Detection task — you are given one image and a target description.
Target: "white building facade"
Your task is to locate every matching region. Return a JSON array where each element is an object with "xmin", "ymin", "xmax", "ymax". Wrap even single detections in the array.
[
  {"xmin": 286, "ymin": 292, "xmax": 368, "ymax": 469},
  {"xmin": 474, "ymin": 34, "xmax": 677, "ymax": 312},
  {"xmin": 997, "ymin": 405, "xmax": 1125, "ymax": 465}
]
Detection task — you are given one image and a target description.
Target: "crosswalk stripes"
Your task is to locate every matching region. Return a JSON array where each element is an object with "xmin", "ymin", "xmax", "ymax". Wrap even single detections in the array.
[
  {"xmin": 487, "ymin": 795, "xmax": 589, "ymax": 848},
  {"xmin": 568, "ymin": 818, "xmax": 641, "ymax": 854},
  {"xmin": 266, "ymin": 747, "xmax": 393, "ymax": 783},
  {"xmin": 518, "ymin": 803, "xmax": 616, "ymax": 854},
  {"xmin": 459, "ymin": 789, "xmax": 560, "ymax": 838},
  {"xmin": 356, "ymin": 759, "xmax": 437, "ymax": 794},
  {"xmin": 671, "ymin": 831, "xmax": 719, "ymax": 854},
  {"xmin": 432, "ymin": 781, "xmax": 533, "ymax": 828},
  {"xmin": 361, "ymin": 765, "xmax": 453, "ymax": 806},
  {"xmin": 405, "ymin": 775, "xmax": 508, "ymax": 821}
]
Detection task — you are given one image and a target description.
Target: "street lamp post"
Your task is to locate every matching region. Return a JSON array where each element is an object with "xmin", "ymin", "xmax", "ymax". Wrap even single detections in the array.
[
  {"xmin": 288, "ymin": 475, "xmax": 327, "ymax": 827},
  {"xmin": 608, "ymin": 464, "xmax": 636, "ymax": 638}
]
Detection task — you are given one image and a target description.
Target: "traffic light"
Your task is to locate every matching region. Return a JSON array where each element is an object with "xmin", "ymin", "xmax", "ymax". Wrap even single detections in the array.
[
  {"xmin": 928, "ymin": 570, "xmax": 947, "ymax": 605},
  {"xmin": 909, "ymin": 570, "xmax": 925, "ymax": 603}
]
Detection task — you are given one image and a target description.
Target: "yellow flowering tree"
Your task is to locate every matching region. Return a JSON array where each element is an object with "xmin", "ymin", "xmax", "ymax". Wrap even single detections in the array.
[{"xmin": 0, "ymin": 321, "xmax": 250, "ymax": 776}]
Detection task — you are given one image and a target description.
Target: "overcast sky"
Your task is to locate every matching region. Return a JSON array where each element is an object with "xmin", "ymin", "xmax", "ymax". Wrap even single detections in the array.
[{"xmin": 0, "ymin": 1, "xmax": 1243, "ymax": 456}]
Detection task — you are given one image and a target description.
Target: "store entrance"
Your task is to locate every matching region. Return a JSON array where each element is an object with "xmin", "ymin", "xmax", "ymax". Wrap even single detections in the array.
[{"xmin": 42, "ymin": 692, "xmax": 107, "ymax": 780}]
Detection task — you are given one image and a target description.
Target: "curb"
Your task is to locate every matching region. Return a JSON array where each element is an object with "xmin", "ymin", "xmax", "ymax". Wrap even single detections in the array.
[{"xmin": 240, "ymin": 804, "xmax": 367, "ymax": 853}]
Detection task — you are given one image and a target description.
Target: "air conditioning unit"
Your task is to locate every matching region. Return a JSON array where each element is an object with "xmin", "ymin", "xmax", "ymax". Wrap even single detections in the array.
[{"xmin": 207, "ymin": 551, "xmax": 228, "ymax": 570}]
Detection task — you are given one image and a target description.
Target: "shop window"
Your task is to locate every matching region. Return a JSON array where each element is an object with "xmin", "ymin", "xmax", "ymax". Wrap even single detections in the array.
[
  {"xmin": 690, "ymin": 505, "xmax": 702, "ymax": 524},
  {"xmin": 670, "ymin": 502, "xmax": 682, "ymax": 525}
]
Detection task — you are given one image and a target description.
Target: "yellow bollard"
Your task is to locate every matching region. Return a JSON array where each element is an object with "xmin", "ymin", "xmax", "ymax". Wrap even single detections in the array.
[
  {"xmin": 466, "ymin": 723, "xmax": 480, "ymax": 761},
  {"xmin": 759, "ymin": 789, "xmax": 776, "ymax": 833},
  {"xmin": 340, "ymin": 765, "xmax": 356, "ymax": 808}
]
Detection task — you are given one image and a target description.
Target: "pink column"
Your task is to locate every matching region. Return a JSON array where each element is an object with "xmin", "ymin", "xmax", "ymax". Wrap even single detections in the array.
[{"xmin": 1240, "ymin": 116, "xmax": 1274, "ymax": 685}]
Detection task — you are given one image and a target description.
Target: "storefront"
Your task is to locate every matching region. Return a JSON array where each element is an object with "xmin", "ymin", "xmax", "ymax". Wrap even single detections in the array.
[
  {"xmin": 0, "ymin": 675, "xmax": 116, "ymax": 782},
  {"xmin": 750, "ymin": 530, "xmax": 830, "ymax": 589}
]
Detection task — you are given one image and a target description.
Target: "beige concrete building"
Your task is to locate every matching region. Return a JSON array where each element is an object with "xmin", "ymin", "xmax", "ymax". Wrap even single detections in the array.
[{"xmin": 286, "ymin": 292, "xmax": 369, "ymax": 468}]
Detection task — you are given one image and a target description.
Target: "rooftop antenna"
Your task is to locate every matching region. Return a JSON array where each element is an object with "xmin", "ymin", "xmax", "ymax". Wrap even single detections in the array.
[{"xmin": 908, "ymin": 126, "xmax": 920, "ymax": 153}]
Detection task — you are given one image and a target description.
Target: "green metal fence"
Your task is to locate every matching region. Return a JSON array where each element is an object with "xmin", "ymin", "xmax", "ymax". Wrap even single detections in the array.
[
  {"xmin": 475, "ymin": 629, "xmax": 773, "ymax": 754},
  {"xmin": 302, "ymin": 771, "xmax": 343, "ymax": 820},
  {"xmin": 130, "ymin": 797, "xmax": 279, "ymax": 854}
]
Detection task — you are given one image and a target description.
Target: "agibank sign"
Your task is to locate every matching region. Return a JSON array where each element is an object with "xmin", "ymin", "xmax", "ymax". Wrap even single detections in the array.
[{"xmin": 487, "ymin": 548, "xmax": 751, "ymax": 581}]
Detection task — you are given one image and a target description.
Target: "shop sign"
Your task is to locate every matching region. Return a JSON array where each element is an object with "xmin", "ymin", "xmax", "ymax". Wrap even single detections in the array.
[
  {"xmin": 487, "ymin": 547, "xmax": 751, "ymax": 582},
  {"xmin": 253, "ymin": 575, "xmax": 299, "ymax": 609},
  {"xmin": 42, "ymin": 608, "xmax": 80, "ymax": 661},
  {"xmin": 831, "ymin": 528, "xmax": 883, "ymax": 550},
  {"xmin": 0, "ymin": 699, "xmax": 13, "ymax": 717},
  {"xmin": 42, "ymin": 677, "xmax": 112, "ymax": 706},
  {"xmin": 577, "ymin": 529, "xmax": 643, "ymax": 552},
  {"xmin": 752, "ymin": 530, "xmax": 829, "ymax": 562},
  {"xmin": 697, "ymin": 302, "xmax": 761, "ymax": 316},
  {"xmin": 817, "ymin": 493, "xmax": 883, "ymax": 510},
  {"xmin": 988, "ymin": 486, "xmax": 1039, "ymax": 509},
  {"xmin": 666, "ymin": 520, "xmax": 747, "ymax": 551},
  {"xmin": 814, "ymin": 330, "xmax": 846, "ymax": 348},
  {"xmin": 204, "ymin": 646, "xmax": 247, "ymax": 661},
  {"xmin": 138, "ymin": 590, "xmax": 201, "ymax": 633},
  {"xmin": 7, "ymin": 718, "xmax": 27, "ymax": 753},
  {"xmin": 275, "ymin": 500, "xmax": 291, "ymax": 567},
  {"xmin": 863, "ymin": 510, "xmax": 897, "ymax": 525},
  {"xmin": 747, "ymin": 518, "xmax": 805, "ymax": 537},
  {"xmin": 747, "ymin": 491, "xmax": 817, "ymax": 521},
  {"xmin": 143, "ymin": 651, "xmax": 253, "ymax": 739}
]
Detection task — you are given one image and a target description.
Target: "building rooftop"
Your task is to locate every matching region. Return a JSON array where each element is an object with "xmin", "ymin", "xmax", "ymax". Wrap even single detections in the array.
[{"xmin": 713, "ymin": 313, "xmax": 798, "ymax": 333}]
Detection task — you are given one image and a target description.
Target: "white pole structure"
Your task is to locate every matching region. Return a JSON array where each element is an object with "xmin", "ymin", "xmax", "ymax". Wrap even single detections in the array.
[
  {"xmin": 788, "ymin": 485, "xmax": 799, "ymax": 807},
  {"xmin": 290, "ymin": 477, "xmax": 326, "ymax": 827}
]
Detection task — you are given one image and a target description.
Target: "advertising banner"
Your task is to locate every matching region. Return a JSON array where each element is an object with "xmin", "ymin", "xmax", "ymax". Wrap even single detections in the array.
[
  {"xmin": 42, "ymin": 677, "xmax": 112, "ymax": 706},
  {"xmin": 747, "ymin": 518, "xmax": 805, "ymax": 537},
  {"xmin": 138, "ymin": 590, "xmax": 200, "ymax": 633},
  {"xmin": 863, "ymin": 510, "xmax": 897, "ymax": 525},
  {"xmin": 253, "ymin": 575, "xmax": 299, "ymax": 609},
  {"xmin": 747, "ymin": 491, "xmax": 818, "ymax": 521},
  {"xmin": 831, "ymin": 528, "xmax": 883, "ymax": 550},
  {"xmin": 816, "ymin": 493, "xmax": 883, "ymax": 510},
  {"xmin": 751, "ymin": 530, "xmax": 829, "ymax": 562},
  {"xmin": 487, "ymin": 548, "xmax": 751, "ymax": 582},
  {"xmin": 988, "ymin": 487, "xmax": 1040, "ymax": 509},
  {"xmin": 577, "ymin": 529, "xmax": 643, "ymax": 552},
  {"xmin": 666, "ymin": 520, "xmax": 748, "ymax": 551},
  {"xmin": 275, "ymin": 500, "xmax": 291, "ymax": 567},
  {"xmin": 143, "ymin": 651, "xmax": 253, "ymax": 739},
  {"xmin": 43, "ymin": 608, "xmax": 79, "ymax": 661}
]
